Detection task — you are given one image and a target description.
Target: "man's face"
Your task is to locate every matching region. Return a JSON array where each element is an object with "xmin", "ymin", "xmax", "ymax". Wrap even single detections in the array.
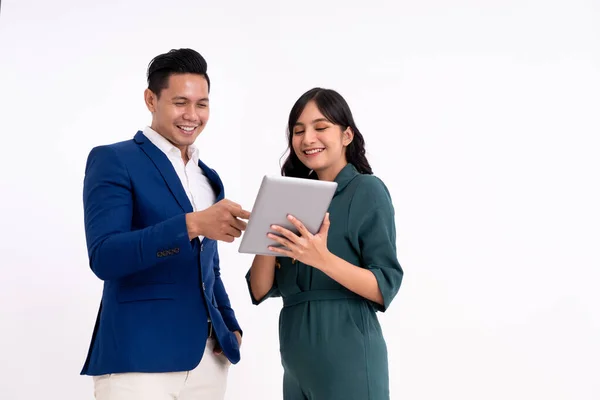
[{"xmin": 144, "ymin": 73, "xmax": 209, "ymax": 153}]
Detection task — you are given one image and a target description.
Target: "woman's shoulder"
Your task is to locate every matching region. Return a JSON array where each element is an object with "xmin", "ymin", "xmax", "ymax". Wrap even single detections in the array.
[
  {"xmin": 351, "ymin": 173, "xmax": 391, "ymax": 198},
  {"xmin": 348, "ymin": 174, "xmax": 393, "ymax": 219},
  {"xmin": 344, "ymin": 173, "xmax": 396, "ymax": 232}
]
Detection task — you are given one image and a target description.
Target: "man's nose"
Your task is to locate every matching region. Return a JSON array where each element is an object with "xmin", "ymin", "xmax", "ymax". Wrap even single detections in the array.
[{"xmin": 183, "ymin": 105, "xmax": 199, "ymax": 121}]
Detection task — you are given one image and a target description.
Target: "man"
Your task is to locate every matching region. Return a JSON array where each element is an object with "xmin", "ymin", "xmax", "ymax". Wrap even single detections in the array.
[{"xmin": 80, "ymin": 48, "xmax": 250, "ymax": 399}]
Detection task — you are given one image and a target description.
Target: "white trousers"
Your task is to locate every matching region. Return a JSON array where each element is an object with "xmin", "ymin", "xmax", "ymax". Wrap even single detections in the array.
[{"xmin": 93, "ymin": 338, "xmax": 230, "ymax": 400}]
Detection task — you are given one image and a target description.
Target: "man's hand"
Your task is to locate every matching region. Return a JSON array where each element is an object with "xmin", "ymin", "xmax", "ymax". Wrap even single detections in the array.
[
  {"xmin": 186, "ymin": 199, "xmax": 251, "ymax": 242},
  {"xmin": 213, "ymin": 330, "xmax": 243, "ymax": 356},
  {"xmin": 233, "ymin": 330, "xmax": 242, "ymax": 347}
]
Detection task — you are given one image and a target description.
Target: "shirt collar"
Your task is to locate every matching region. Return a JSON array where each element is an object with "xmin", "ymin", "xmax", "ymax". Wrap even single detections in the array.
[
  {"xmin": 333, "ymin": 163, "xmax": 360, "ymax": 193},
  {"xmin": 142, "ymin": 126, "xmax": 199, "ymax": 164}
]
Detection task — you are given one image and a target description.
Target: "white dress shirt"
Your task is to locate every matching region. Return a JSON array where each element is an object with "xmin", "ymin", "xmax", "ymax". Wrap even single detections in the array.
[{"xmin": 142, "ymin": 126, "xmax": 216, "ymax": 242}]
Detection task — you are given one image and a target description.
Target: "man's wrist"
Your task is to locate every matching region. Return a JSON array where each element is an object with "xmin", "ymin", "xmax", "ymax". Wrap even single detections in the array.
[{"xmin": 185, "ymin": 212, "xmax": 203, "ymax": 239}]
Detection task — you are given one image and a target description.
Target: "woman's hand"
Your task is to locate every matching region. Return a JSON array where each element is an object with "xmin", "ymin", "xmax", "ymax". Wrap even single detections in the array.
[{"xmin": 267, "ymin": 213, "xmax": 332, "ymax": 269}]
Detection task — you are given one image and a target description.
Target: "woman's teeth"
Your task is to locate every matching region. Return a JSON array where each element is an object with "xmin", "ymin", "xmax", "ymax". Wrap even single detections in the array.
[{"xmin": 304, "ymin": 149, "xmax": 324, "ymax": 155}]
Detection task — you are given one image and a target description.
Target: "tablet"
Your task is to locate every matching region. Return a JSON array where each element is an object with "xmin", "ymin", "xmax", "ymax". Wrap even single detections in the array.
[{"xmin": 238, "ymin": 175, "xmax": 338, "ymax": 256}]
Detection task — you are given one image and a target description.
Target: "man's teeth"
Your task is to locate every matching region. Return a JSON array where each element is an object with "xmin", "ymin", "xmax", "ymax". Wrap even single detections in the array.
[
  {"xmin": 305, "ymin": 149, "xmax": 324, "ymax": 155},
  {"xmin": 178, "ymin": 126, "xmax": 196, "ymax": 132}
]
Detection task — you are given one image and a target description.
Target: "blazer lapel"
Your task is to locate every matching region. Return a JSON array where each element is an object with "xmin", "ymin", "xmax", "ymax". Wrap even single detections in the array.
[
  {"xmin": 134, "ymin": 131, "xmax": 193, "ymax": 213},
  {"xmin": 197, "ymin": 158, "xmax": 225, "ymax": 202}
]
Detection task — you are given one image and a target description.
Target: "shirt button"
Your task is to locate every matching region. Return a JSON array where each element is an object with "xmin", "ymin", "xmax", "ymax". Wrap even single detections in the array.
[{"xmin": 202, "ymin": 282, "xmax": 206, "ymax": 290}]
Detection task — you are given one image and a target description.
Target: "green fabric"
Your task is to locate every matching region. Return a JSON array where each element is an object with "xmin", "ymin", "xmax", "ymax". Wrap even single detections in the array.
[{"xmin": 246, "ymin": 163, "xmax": 403, "ymax": 399}]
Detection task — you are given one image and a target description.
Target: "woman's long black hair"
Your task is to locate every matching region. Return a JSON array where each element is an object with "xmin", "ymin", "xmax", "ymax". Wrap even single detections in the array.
[{"xmin": 280, "ymin": 88, "xmax": 372, "ymax": 178}]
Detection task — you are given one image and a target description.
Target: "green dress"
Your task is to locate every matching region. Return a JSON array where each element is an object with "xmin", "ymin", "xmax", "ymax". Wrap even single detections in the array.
[{"xmin": 246, "ymin": 163, "xmax": 403, "ymax": 400}]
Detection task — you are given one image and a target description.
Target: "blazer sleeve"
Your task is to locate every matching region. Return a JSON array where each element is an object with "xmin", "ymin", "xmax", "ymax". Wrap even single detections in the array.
[
  {"xmin": 347, "ymin": 176, "xmax": 404, "ymax": 312},
  {"xmin": 83, "ymin": 145, "xmax": 193, "ymax": 281},
  {"xmin": 212, "ymin": 248, "xmax": 242, "ymax": 334}
]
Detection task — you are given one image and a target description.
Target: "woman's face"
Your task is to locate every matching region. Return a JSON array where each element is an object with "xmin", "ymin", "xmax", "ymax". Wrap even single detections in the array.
[{"xmin": 291, "ymin": 101, "xmax": 353, "ymax": 181}]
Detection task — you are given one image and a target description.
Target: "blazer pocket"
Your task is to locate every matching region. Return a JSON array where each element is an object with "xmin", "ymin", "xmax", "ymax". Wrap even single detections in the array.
[{"xmin": 117, "ymin": 283, "xmax": 176, "ymax": 303}]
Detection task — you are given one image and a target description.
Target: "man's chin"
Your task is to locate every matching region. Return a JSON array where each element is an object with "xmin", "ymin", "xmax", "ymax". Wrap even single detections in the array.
[{"xmin": 172, "ymin": 132, "xmax": 199, "ymax": 145}]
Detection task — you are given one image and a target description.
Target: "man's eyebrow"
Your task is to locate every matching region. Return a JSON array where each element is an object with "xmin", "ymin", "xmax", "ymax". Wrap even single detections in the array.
[{"xmin": 171, "ymin": 96, "xmax": 209, "ymax": 102}]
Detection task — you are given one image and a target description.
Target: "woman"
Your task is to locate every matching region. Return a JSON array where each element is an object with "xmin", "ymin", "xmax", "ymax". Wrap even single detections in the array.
[{"xmin": 246, "ymin": 88, "xmax": 403, "ymax": 400}]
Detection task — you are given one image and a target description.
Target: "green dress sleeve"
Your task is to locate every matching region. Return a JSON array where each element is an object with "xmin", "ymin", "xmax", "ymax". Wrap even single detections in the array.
[
  {"xmin": 347, "ymin": 176, "xmax": 403, "ymax": 312},
  {"xmin": 245, "ymin": 262, "xmax": 282, "ymax": 305}
]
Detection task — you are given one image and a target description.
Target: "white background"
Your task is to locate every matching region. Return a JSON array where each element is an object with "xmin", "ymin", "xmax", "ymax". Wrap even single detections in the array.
[{"xmin": 1, "ymin": 0, "xmax": 599, "ymax": 399}]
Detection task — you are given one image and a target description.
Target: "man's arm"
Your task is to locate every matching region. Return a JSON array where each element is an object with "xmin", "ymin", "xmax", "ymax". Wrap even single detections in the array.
[
  {"xmin": 83, "ymin": 146, "xmax": 194, "ymax": 281},
  {"xmin": 84, "ymin": 146, "xmax": 251, "ymax": 281}
]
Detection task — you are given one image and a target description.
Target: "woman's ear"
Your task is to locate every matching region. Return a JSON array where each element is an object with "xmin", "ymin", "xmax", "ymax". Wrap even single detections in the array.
[{"xmin": 342, "ymin": 127, "xmax": 354, "ymax": 147}]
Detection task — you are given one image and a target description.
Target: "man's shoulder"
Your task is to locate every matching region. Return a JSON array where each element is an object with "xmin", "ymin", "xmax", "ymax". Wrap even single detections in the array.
[
  {"xmin": 84, "ymin": 136, "xmax": 145, "ymax": 176},
  {"xmin": 87, "ymin": 137, "xmax": 140, "ymax": 159},
  {"xmin": 93, "ymin": 137, "xmax": 137, "ymax": 152}
]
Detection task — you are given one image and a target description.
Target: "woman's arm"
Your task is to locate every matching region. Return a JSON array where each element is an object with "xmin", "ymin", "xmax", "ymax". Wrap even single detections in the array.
[
  {"xmin": 248, "ymin": 255, "xmax": 277, "ymax": 301},
  {"xmin": 267, "ymin": 213, "xmax": 383, "ymax": 305},
  {"xmin": 317, "ymin": 253, "xmax": 384, "ymax": 305}
]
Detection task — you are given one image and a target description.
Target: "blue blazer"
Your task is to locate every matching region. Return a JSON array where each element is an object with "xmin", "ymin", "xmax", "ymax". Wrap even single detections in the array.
[{"xmin": 80, "ymin": 131, "xmax": 242, "ymax": 376}]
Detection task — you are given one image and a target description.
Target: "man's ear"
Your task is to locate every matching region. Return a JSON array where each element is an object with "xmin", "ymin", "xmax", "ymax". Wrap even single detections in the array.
[
  {"xmin": 343, "ymin": 127, "xmax": 354, "ymax": 147},
  {"xmin": 144, "ymin": 88, "xmax": 157, "ymax": 113}
]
